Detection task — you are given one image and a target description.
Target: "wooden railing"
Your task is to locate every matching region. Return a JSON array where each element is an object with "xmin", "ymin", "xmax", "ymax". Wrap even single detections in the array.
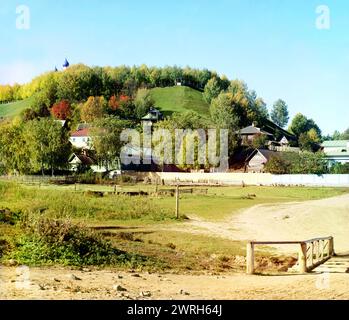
[{"xmin": 246, "ymin": 236, "xmax": 335, "ymax": 274}]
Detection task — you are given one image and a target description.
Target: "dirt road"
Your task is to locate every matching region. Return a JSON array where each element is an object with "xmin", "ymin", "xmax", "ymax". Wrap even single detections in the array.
[
  {"xmin": 167, "ymin": 193, "xmax": 349, "ymax": 254},
  {"xmin": 1, "ymin": 266, "xmax": 349, "ymax": 300}
]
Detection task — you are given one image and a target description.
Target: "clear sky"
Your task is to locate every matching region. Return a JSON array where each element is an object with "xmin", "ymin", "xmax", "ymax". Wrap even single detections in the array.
[{"xmin": 0, "ymin": 0, "xmax": 348, "ymax": 134}]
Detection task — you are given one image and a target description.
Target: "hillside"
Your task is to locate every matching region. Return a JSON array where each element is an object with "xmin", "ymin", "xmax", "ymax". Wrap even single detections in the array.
[
  {"xmin": 150, "ymin": 86, "xmax": 210, "ymax": 117},
  {"xmin": 0, "ymin": 97, "xmax": 33, "ymax": 119}
]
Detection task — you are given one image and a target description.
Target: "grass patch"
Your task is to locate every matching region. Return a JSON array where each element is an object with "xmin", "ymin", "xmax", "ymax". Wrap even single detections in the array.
[
  {"xmin": 106, "ymin": 229, "xmax": 247, "ymax": 272},
  {"xmin": 150, "ymin": 86, "xmax": 209, "ymax": 117},
  {"xmin": 0, "ymin": 97, "xmax": 34, "ymax": 119},
  {"xmin": 0, "ymin": 182, "xmax": 174, "ymax": 223}
]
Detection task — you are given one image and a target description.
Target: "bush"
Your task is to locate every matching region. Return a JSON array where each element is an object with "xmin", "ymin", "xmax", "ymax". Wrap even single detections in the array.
[
  {"xmin": 265, "ymin": 152, "xmax": 329, "ymax": 174},
  {"xmin": 264, "ymin": 155, "xmax": 290, "ymax": 174},
  {"xmin": 0, "ymin": 208, "xmax": 21, "ymax": 225},
  {"xmin": 12, "ymin": 218, "xmax": 149, "ymax": 266},
  {"xmin": 0, "ymin": 239, "xmax": 10, "ymax": 258},
  {"xmin": 330, "ymin": 162, "xmax": 349, "ymax": 174}
]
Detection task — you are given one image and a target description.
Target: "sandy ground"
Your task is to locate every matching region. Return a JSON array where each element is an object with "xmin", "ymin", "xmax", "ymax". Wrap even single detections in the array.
[
  {"xmin": 1, "ymin": 266, "xmax": 349, "ymax": 300},
  {"xmin": 1, "ymin": 193, "xmax": 349, "ymax": 300},
  {"xmin": 167, "ymin": 193, "xmax": 349, "ymax": 254}
]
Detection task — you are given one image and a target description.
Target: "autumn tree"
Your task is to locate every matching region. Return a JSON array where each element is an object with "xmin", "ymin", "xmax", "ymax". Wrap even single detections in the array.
[
  {"xmin": 81, "ymin": 96, "xmax": 107, "ymax": 123},
  {"xmin": 51, "ymin": 100, "xmax": 71, "ymax": 120},
  {"xmin": 108, "ymin": 95, "xmax": 120, "ymax": 111}
]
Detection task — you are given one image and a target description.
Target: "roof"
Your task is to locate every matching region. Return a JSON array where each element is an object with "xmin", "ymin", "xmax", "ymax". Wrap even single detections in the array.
[
  {"xmin": 247, "ymin": 149, "xmax": 280, "ymax": 162},
  {"xmin": 322, "ymin": 140, "xmax": 349, "ymax": 148},
  {"xmin": 142, "ymin": 113, "xmax": 159, "ymax": 121},
  {"xmin": 55, "ymin": 120, "xmax": 66, "ymax": 127},
  {"xmin": 69, "ymin": 153, "xmax": 95, "ymax": 166},
  {"xmin": 239, "ymin": 125, "xmax": 273, "ymax": 136},
  {"xmin": 229, "ymin": 148, "xmax": 256, "ymax": 170},
  {"xmin": 71, "ymin": 128, "xmax": 89, "ymax": 137},
  {"xmin": 324, "ymin": 151, "xmax": 349, "ymax": 157},
  {"xmin": 262, "ymin": 119, "xmax": 297, "ymax": 141},
  {"xmin": 142, "ymin": 108, "xmax": 162, "ymax": 121}
]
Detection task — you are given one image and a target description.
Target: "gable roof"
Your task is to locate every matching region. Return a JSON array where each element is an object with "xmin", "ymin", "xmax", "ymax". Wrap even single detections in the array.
[
  {"xmin": 322, "ymin": 140, "xmax": 349, "ymax": 148},
  {"xmin": 262, "ymin": 119, "xmax": 297, "ymax": 141},
  {"xmin": 71, "ymin": 128, "xmax": 90, "ymax": 137},
  {"xmin": 69, "ymin": 153, "xmax": 95, "ymax": 166},
  {"xmin": 142, "ymin": 108, "xmax": 163, "ymax": 121},
  {"xmin": 246, "ymin": 148, "xmax": 280, "ymax": 162},
  {"xmin": 239, "ymin": 125, "xmax": 273, "ymax": 136}
]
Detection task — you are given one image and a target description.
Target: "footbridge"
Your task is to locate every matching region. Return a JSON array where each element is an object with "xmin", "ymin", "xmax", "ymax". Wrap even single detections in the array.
[{"xmin": 246, "ymin": 236, "xmax": 338, "ymax": 274}]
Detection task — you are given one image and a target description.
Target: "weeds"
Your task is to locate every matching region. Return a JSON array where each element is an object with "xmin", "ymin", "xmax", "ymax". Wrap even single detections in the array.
[{"xmin": 10, "ymin": 218, "xmax": 160, "ymax": 268}]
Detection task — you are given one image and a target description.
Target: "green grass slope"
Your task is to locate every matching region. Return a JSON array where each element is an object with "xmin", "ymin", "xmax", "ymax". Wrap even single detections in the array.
[
  {"xmin": 0, "ymin": 97, "xmax": 34, "ymax": 119},
  {"xmin": 150, "ymin": 86, "xmax": 210, "ymax": 117}
]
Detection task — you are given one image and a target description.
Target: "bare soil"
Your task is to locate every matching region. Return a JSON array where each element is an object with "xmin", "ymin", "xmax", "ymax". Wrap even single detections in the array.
[{"xmin": 1, "ymin": 266, "xmax": 349, "ymax": 300}]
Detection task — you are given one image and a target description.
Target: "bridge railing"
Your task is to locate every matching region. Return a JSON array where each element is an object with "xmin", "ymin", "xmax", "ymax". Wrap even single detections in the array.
[{"xmin": 246, "ymin": 236, "xmax": 334, "ymax": 274}]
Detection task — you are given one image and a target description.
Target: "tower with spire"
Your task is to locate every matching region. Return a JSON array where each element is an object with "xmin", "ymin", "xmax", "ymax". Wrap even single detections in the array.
[{"xmin": 63, "ymin": 58, "xmax": 70, "ymax": 70}]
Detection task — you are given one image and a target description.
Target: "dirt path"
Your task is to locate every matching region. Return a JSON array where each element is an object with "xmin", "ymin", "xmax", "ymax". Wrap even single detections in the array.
[
  {"xmin": 1, "ymin": 266, "xmax": 349, "ymax": 300},
  {"xmin": 164, "ymin": 193, "xmax": 349, "ymax": 254}
]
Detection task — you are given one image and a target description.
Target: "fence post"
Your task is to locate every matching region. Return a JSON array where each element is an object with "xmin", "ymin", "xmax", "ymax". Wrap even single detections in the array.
[
  {"xmin": 246, "ymin": 242, "xmax": 255, "ymax": 274},
  {"xmin": 321, "ymin": 240, "xmax": 325, "ymax": 260},
  {"xmin": 329, "ymin": 237, "xmax": 334, "ymax": 256},
  {"xmin": 298, "ymin": 242, "xmax": 307, "ymax": 273}
]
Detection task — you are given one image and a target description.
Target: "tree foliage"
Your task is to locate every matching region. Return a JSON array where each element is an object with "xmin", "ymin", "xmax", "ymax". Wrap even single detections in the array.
[
  {"xmin": 23, "ymin": 118, "xmax": 71, "ymax": 175},
  {"xmin": 81, "ymin": 96, "xmax": 107, "ymax": 123},
  {"xmin": 270, "ymin": 99, "xmax": 289, "ymax": 128},
  {"xmin": 134, "ymin": 88, "xmax": 155, "ymax": 120},
  {"xmin": 203, "ymin": 77, "xmax": 223, "ymax": 104},
  {"xmin": 289, "ymin": 113, "xmax": 321, "ymax": 138},
  {"xmin": 51, "ymin": 100, "xmax": 71, "ymax": 120},
  {"xmin": 90, "ymin": 117, "xmax": 131, "ymax": 171}
]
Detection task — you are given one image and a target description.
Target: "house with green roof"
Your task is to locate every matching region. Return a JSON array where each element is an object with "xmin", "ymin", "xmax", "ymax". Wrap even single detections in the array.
[{"xmin": 321, "ymin": 140, "xmax": 349, "ymax": 164}]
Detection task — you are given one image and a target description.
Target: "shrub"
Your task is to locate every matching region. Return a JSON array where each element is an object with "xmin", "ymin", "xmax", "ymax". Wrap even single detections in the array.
[
  {"xmin": 265, "ymin": 152, "xmax": 329, "ymax": 175},
  {"xmin": 0, "ymin": 239, "xmax": 10, "ymax": 258},
  {"xmin": 12, "ymin": 218, "xmax": 149, "ymax": 267},
  {"xmin": 0, "ymin": 208, "xmax": 21, "ymax": 225},
  {"xmin": 264, "ymin": 155, "xmax": 290, "ymax": 174},
  {"xmin": 330, "ymin": 162, "xmax": 349, "ymax": 174}
]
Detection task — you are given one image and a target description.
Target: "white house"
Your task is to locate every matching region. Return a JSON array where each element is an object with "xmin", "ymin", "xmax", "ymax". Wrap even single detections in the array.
[
  {"xmin": 68, "ymin": 153, "xmax": 121, "ymax": 177},
  {"xmin": 322, "ymin": 140, "xmax": 349, "ymax": 164},
  {"xmin": 69, "ymin": 128, "xmax": 92, "ymax": 150}
]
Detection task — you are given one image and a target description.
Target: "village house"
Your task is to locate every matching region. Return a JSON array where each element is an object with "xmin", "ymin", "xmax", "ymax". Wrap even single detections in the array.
[
  {"xmin": 237, "ymin": 123, "xmax": 274, "ymax": 146},
  {"xmin": 245, "ymin": 149, "xmax": 279, "ymax": 173},
  {"xmin": 322, "ymin": 140, "xmax": 349, "ymax": 164},
  {"xmin": 69, "ymin": 127, "xmax": 92, "ymax": 150},
  {"xmin": 68, "ymin": 152, "xmax": 121, "ymax": 177}
]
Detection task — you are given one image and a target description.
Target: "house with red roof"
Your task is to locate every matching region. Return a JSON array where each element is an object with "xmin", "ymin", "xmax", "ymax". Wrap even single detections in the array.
[{"xmin": 69, "ymin": 127, "xmax": 92, "ymax": 150}]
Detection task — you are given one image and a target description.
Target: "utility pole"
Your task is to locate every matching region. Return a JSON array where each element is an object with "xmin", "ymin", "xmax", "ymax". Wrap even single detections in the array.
[{"xmin": 175, "ymin": 184, "xmax": 180, "ymax": 219}]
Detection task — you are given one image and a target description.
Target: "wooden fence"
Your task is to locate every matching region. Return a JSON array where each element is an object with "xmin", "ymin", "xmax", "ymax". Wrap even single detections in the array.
[{"xmin": 246, "ymin": 236, "xmax": 335, "ymax": 274}]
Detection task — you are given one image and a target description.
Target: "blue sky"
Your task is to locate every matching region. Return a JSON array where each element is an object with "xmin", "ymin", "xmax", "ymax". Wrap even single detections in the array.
[{"xmin": 0, "ymin": 0, "xmax": 348, "ymax": 134}]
